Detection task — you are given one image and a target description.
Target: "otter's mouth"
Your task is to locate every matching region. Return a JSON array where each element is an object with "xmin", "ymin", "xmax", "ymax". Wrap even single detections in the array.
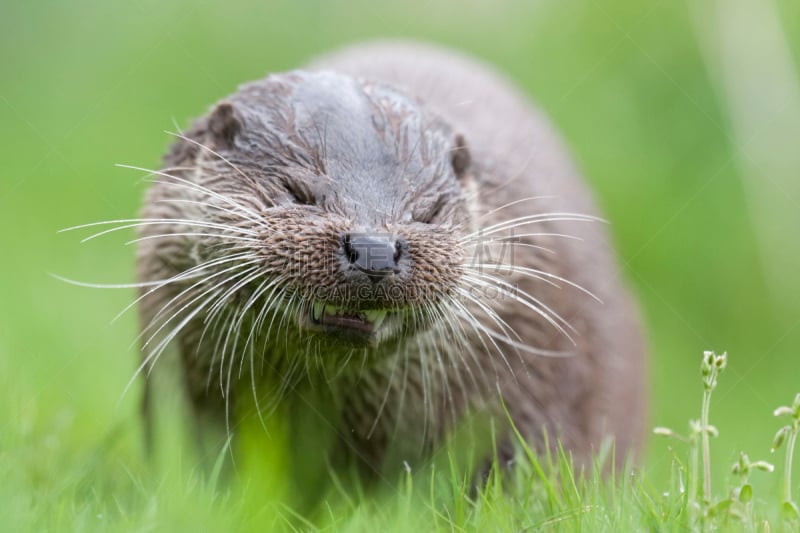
[{"xmin": 307, "ymin": 302, "xmax": 390, "ymax": 340}]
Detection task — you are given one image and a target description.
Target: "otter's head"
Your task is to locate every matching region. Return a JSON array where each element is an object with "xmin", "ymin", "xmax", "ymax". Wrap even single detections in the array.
[{"xmin": 138, "ymin": 71, "xmax": 475, "ymax": 372}]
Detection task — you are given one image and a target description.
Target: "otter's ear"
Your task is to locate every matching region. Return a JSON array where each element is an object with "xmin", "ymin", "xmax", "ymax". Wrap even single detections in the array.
[
  {"xmin": 207, "ymin": 101, "xmax": 241, "ymax": 150},
  {"xmin": 451, "ymin": 134, "xmax": 471, "ymax": 179}
]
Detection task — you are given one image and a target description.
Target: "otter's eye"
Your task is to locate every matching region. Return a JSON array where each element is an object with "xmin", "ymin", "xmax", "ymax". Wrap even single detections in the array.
[
  {"xmin": 413, "ymin": 196, "xmax": 446, "ymax": 224},
  {"xmin": 286, "ymin": 185, "xmax": 315, "ymax": 206}
]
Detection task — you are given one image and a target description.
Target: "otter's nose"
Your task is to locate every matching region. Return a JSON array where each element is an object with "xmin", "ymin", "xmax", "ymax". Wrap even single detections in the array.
[{"xmin": 342, "ymin": 233, "xmax": 403, "ymax": 284}]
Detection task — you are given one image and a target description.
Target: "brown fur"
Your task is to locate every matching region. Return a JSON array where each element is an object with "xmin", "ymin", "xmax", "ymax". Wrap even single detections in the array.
[{"xmin": 136, "ymin": 42, "xmax": 647, "ymax": 478}]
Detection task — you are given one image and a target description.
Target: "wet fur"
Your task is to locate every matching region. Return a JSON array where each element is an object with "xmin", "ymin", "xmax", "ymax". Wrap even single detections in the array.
[{"xmin": 135, "ymin": 42, "xmax": 647, "ymax": 477}]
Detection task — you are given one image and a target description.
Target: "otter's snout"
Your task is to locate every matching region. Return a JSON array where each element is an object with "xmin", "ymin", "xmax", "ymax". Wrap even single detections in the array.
[{"xmin": 342, "ymin": 233, "xmax": 405, "ymax": 284}]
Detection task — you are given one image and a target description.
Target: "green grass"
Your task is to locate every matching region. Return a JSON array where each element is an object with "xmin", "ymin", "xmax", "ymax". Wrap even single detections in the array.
[
  {"xmin": 3, "ymin": 351, "xmax": 799, "ymax": 531},
  {"xmin": 2, "ymin": 0, "xmax": 800, "ymax": 530}
]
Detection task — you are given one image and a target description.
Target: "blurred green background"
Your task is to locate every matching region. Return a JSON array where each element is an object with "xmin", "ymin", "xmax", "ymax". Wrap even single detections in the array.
[{"xmin": 2, "ymin": 0, "xmax": 799, "ymax": 517}]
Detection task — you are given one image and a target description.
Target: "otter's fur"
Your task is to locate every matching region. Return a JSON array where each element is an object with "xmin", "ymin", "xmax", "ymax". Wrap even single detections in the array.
[{"xmin": 136, "ymin": 42, "xmax": 646, "ymax": 479}]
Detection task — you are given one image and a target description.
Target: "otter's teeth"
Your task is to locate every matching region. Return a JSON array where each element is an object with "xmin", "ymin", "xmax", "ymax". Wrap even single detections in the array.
[
  {"xmin": 362, "ymin": 310, "xmax": 388, "ymax": 330},
  {"xmin": 312, "ymin": 302, "xmax": 324, "ymax": 321},
  {"xmin": 313, "ymin": 304, "xmax": 388, "ymax": 330}
]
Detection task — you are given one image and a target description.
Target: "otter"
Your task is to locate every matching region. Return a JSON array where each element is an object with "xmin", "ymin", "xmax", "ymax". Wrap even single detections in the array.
[{"xmin": 135, "ymin": 42, "xmax": 646, "ymax": 483}]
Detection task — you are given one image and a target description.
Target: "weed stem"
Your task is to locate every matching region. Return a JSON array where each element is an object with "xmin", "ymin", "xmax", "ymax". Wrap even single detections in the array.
[
  {"xmin": 701, "ymin": 386, "xmax": 712, "ymax": 503},
  {"xmin": 700, "ymin": 351, "xmax": 726, "ymax": 506},
  {"xmin": 783, "ymin": 422, "xmax": 798, "ymax": 506}
]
